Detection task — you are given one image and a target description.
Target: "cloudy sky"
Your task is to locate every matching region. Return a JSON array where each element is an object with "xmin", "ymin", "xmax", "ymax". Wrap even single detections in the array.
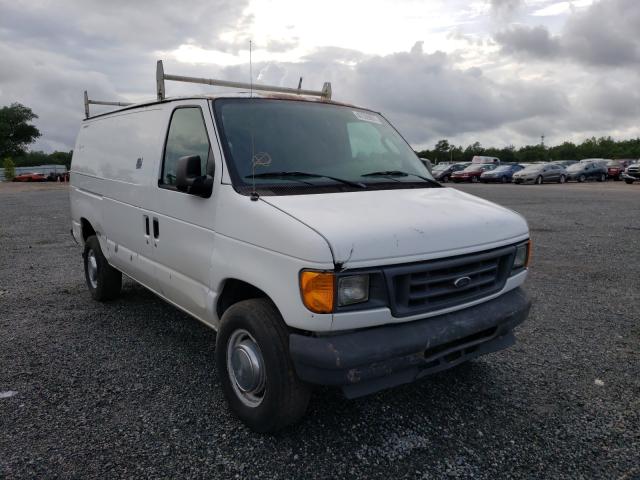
[{"xmin": 0, "ymin": 0, "xmax": 638, "ymax": 152}]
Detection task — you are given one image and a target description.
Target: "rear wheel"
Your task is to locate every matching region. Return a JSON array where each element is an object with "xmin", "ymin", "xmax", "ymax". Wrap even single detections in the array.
[
  {"xmin": 598, "ymin": 173, "xmax": 606, "ymax": 182},
  {"xmin": 83, "ymin": 235, "xmax": 122, "ymax": 301},
  {"xmin": 442, "ymin": 175, "xmax": 449, "ymax": 183},
  {"xmin": 216, "ymin": 298, "xmax": 311, "ymax": 432},
  {"xmin": 535, "ymin": 175, "xmax": 543, "ymax": 185},
  {"xmin": 471, "ymin": 176, "xmax": 479, "ymax": 183},
  {"xmin": 501, "ymin": 176, "xmax": 508, "ymax": 183},
  {"xmin": 625, "ymin": 179, "xmax": 634, "ymax": 184}
]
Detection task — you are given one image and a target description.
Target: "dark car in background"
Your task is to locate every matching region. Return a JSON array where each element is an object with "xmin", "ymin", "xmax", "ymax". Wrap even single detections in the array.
[
  {"xmin": 451, "ymin": 163, "xmax": 497, "ymax": 183},
  {"xmin": 432, "ymin": 162, "xmax": 468, "ymax": 182},
  {"xmin": 606, "ymin": 159, "xmax": 634, "ymax": 180},
  {"xmin": 480, "ymin": 164, "xmax": 524, "ymax": 183},
  {"xmin": 566, "ymin": 161, "xmax": 607, "ymax": 182}
]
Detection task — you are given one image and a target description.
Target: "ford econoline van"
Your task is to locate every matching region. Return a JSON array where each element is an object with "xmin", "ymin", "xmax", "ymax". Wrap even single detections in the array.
[{"xmin": 70, "ymin": 61, "xmax": 531, "ymax": 432}]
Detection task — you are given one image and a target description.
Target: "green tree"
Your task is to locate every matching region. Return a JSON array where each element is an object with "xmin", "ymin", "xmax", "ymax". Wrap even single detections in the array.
[
  {"xmin": 3, "ymin": 157, "xmax": 16, "ymax": 181},
  {"xmin": 0, "ymin": 103, "xmax": 41, "ymax": 159}
]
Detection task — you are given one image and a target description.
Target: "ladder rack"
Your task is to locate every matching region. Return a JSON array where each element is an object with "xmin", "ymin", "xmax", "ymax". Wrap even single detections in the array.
[
  {"xmin": 83, "ymin": 60, "xmax": 333, "ymax": 119},
  {"xmin": 156, "ymin": 60, "xmax": 332, "ymax": 101},
  {"xmin": 84, "ymin": 91, "xmax": 133, "ymax": 119}
]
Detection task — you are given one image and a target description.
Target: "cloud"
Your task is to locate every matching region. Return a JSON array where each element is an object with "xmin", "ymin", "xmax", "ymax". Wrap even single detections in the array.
[{"xmin": 495, "ymin": 0, "xmax": 640, "ymax": 67}]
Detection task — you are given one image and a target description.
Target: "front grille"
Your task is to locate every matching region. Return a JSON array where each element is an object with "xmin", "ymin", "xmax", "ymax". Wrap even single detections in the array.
[{"xmin": 385, "ymin": 245, "xmax": 515, "ymax": 317}]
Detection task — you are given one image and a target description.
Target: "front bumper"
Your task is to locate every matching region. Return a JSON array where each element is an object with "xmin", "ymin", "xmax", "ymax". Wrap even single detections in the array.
[
  {"xmin": 622, "ymin": 173, "xmax": 639, "ymax": 181},
  {"xmin": 512, "ymin": 177, "xmax": 533, "ymax": 183},
  {"xmin": 290, "ymin": 288, "xmax": 531, "ymax": 398}
]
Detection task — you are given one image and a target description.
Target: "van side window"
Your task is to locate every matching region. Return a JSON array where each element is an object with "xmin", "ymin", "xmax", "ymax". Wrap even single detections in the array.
[{"xmin": 161, "ymin": 107, "xmax": 210, "ymax": 186}]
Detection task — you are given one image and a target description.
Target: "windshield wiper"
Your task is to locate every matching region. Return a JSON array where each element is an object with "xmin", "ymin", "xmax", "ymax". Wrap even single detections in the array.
[
  {"xmin": 361, "ymin": 170, "xmax": 441, "ymax": 187},
  {"xmin": 245, "ymin": 171, "xmax": 367, "ymax": 188}
]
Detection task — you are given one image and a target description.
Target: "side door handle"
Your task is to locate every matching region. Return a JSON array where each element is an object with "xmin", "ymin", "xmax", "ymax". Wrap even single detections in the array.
[
  {"xmin": 144, "ymin": 215, "xmax": 150, "ymax": 236},
  {"xmin": 153, "ymin": 217, "xmax": 159, "ymax": 240}
]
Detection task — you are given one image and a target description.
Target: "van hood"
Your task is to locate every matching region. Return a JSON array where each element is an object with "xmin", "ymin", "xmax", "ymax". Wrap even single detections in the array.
[{"xmin": 261, "ymin": 187, "xmax": 529, "ymax": 266}]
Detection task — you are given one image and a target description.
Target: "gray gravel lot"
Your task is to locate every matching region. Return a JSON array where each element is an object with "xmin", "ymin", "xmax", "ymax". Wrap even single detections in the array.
[{"xmin": 1, "ymin": 182, "xmax": 639, "ymax": 479}]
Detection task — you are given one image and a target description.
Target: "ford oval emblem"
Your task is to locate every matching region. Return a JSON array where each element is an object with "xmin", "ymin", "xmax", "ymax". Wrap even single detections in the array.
[{"xmin": 453, "ymin": 276, "xmax": 471, "ymax": 288}]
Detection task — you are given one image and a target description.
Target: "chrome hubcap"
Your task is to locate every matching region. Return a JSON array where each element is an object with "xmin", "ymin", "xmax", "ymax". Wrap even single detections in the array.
[
  {"xmin": 87, "ymin": 250, "xmax": 98, "ymax": 289},
  {"xmin": 227, "ymin": 329, "xmax": 266, "ymax": 407}
]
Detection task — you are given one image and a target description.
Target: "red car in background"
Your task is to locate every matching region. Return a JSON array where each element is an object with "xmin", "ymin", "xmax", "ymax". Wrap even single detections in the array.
[
  {"xmin": 451, "ymin": 163, "xmax": 497, "ymax": 183},
  {"xmin": 12, "ymin": 172, "xmax": 47, "ymax": 182},
  {"xmin": 607, "ymin": 159, "xmax": 634, "ymax": 180}
]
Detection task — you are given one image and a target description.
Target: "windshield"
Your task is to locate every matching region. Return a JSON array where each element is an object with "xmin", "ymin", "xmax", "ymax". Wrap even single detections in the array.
[
  {"xmin": 606, "ymin": 160, "xmax": 621, "ymax": 167},
  {"xmin": 433, "ymin": 164, "xmax": 448, "ymax": 171},
  {"xmin": 213, "ymin": 98, "xmax": 435, "ymax": 195},
  {"xmin": 522, "ymin": 164, "xmax": 543, "ymax": 172},
  {"xmin": 463, "ymin": 165, "xmax": 484, "ymax": 172},
  {"xmin": 493, "ymin": 165, "xmax": 513, "ymax": 172}
]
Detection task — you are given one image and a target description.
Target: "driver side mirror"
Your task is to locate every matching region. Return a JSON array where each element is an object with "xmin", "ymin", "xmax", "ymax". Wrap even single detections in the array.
[{"xmin": 176, "ymin": 155, "xmax": 213, "ymax": 198}]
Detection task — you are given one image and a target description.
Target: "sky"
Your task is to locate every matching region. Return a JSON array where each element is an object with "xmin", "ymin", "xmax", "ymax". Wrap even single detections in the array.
[{"xmin": 1, "ymin": 0, "xmax": 639, "ymax": 152}]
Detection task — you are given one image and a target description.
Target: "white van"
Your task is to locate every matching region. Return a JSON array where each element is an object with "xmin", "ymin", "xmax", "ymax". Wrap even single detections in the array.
[{"xmin": 70, "ymin": 62, "xmax": 532, "ymax": 432}]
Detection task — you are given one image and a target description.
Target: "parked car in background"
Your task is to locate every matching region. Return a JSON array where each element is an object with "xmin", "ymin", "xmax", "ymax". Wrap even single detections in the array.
[
  {"xmin": 432, "ymin": 162, "xmax": 468, "ymax": 182},
  {"xmin": 451, "ymin": 163, "xmax": 497, "ymax": 183},
  {"xmin": 512, "ymin": 163, "xmax": 567, "ymax": 184},
  {"xmin": 622, "ymin": 162, "xmax": 640, "ymax": 184},
  {"xmin": 552, "ymin": 160, "xmax": 578, "ymax": 168},
  {"xmin": 606, "ymin": 159, "xmax": 634, "ymax": 180},
  {"xmin": 480, "ymin": 164, "xmax": 524, "ymax": 183},
  {"xmin": 12, "ymin": 172, "xmax": 47, "ymax": 182},
  {"xmin": 566, "ymin": 161, "xmax": 607, "ymax": 182}
]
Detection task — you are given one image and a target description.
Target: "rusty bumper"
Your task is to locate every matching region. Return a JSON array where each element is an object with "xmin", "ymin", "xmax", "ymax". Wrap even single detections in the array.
[{"xmin": 289, "ymin": 288, "xmax": 531, "ymax": 398}]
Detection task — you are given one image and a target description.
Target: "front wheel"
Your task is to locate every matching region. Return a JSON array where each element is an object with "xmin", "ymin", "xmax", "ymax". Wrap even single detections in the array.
[
  {"xmin": 625, "ymin": 179, "xmax": 634, "ymax": 184},
  {"xmin": 535, "ymin": 175, "xmax": 543, "ymax": 185},
  {"xmin": 559, "ymin": 175, "xmax": 566, "ymax": 184},
  {"xmin": 598, "ymin": 173, "xmax": 606, "ymax": 182},
  {"xmin": 83, "ymin": 235, "xmax": 122, "ymax": 301},
  {"xmin": 501, "ymin": 176, "xmax": 508, "ymax": 183},
  {"xmin": 442, "ymin": 175, "xmax": 449, "ymax": 183},
  {"xmin": 216, "ymin": 299, "xmax": 311, "ymax": 432},
  {"xmin": 578, "ymin": 174, "xmax": 586, "ymax": 183},
  {"xmin": 471, "ymin": 176, "xmax": 479, "ymax": 183}
]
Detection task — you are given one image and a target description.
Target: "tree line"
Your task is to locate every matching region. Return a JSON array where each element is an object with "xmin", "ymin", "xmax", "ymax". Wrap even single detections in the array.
[{"xmin": 417, "ymin": 138, "xmax": 640, "ymax": 164}]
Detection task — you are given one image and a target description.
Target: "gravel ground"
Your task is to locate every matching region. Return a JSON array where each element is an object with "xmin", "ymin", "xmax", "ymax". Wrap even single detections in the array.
[{"xmin": 1, "ymin": 181, "xmax": 638, "ymax": 479}]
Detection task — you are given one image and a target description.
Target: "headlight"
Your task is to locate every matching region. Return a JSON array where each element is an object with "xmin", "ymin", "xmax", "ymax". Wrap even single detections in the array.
[
  {"xmin": 513, "ymin": 240, "xmax": 532, "ymax": 270},
  {"xmin": 338, "ymin": 275, "xmax": 370, "ymax": 306}
]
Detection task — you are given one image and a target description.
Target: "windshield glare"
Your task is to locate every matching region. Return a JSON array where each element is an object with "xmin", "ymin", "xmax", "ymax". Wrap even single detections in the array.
[
  {"xmin": 523, "ymin": 164, "xmax": 543, "ymax": 172},
  {"xmin": 214, "ymin": 99, "xmax": 434, "ymax": 193}
]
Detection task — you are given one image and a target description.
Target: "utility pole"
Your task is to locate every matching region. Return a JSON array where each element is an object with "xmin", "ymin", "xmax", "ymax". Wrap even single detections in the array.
[{"xmin": 541, "ymin": 135, "xmax": 545, "ymax": 147}]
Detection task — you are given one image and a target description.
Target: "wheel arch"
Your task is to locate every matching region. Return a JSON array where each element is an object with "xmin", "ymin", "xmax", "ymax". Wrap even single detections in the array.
[{"xmin": 216, "ymin": 278, "xmax": 272, "ymax": 319}]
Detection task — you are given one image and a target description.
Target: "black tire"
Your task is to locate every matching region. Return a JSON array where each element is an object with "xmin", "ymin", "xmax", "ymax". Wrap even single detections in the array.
[
  {"xmin": 216, "ymin": 298, "xmax": 311, "ymax": 433},
  {"xmin": 535, "ymin": 175, "xmax": 543, "ymax": 185},
  {"xmin": 625, "ymin": 179, "xmax": 634, "ymax": 184},
  {"xmin": 501, "ymin": 176, "xmax": 508, "ymax": 183},
  {"xmin": 597, "ymin": 173, "xmax": 606, "ymax": 182},
  {"xmin": 442, "ymin": 175, "xmax": 449, "ymax": 183},
  {"xmin": 558, "ymin": 175, "xmax": 566, "ymax": 184},
  {"xmin": 471, "ymin": 176, "xmax": 479, "ymax": 183},
  {"xmin": 578, "ymin": 174, "xmax": 586, "ymax": 183},
  {"xmin": 83, "ymin": 235, "xmax": 122, "ymax": 301}
]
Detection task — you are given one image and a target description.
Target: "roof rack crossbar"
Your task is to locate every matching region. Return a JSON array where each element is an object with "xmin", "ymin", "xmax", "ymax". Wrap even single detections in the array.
[
  {"xmin": 155, "ymin": 60, "xmax": 332, "ymax": 101},
  {"xmin": 84, "ymin": 90, "xmax": 133, "ymax": 118}
]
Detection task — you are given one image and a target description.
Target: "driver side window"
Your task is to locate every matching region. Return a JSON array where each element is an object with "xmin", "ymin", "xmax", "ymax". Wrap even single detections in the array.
[{"xmin": 161, "ymin": 107, "xmax": 211, "ymax": 186}]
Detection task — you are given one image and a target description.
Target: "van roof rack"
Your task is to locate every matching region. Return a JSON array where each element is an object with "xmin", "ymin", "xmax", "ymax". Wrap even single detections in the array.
[
  {"xmin": 84, "ymin": 91, "xmax": 133, "ymax": 119},
  {"xmin": 83, "ymin": 60, "xmax": 333, "ymax": 119},
  {"xmin": 155, "ymin": 60, "xmax": 332, "ymax": 101}
]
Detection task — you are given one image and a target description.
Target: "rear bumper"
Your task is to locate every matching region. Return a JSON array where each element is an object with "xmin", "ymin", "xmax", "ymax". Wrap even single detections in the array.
[{"xmin": 290, "ymin": 288, "xmax": 531, "ymax": 398}]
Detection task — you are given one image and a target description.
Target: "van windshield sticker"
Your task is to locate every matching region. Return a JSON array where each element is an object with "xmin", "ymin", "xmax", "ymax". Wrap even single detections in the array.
[{"xmin": 353, "ymin": 111, "xmax": 382, "ymax": 124}]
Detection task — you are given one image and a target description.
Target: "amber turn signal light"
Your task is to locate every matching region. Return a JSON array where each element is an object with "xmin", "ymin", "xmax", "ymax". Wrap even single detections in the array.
[{"xmin": 300, "ymin": 271, "xmax": 335, "ymax": 314}]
